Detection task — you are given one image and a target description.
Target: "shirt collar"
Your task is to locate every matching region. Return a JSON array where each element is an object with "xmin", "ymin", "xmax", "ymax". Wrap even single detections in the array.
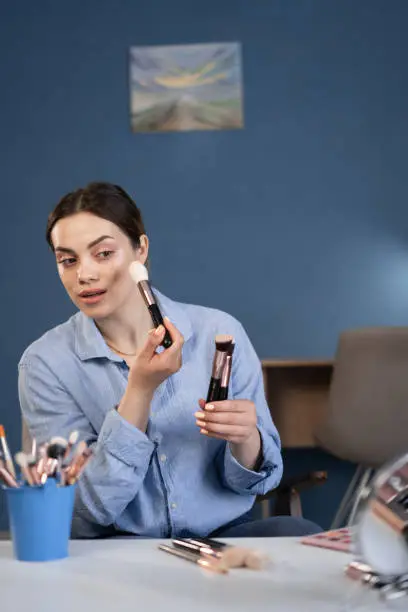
[{"xmin": 75, "ymin": 288, "xmax": 193, "ymax": 362}]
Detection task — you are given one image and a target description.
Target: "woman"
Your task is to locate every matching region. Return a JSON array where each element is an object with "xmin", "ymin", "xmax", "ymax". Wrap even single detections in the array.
[{"xmin": 19, "ymin": 182, "xmax": 320, "ymax": 539}]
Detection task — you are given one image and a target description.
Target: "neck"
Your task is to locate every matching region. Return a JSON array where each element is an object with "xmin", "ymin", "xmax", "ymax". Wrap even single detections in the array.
[{"xmin": 94, "ymin": 288, "xmax": 153, "ymax": 355}]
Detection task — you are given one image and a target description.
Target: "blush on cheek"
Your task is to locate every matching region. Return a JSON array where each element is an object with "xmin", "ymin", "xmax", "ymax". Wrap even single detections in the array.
[
  {"xmin": 109, "ymin": 250, "xmax": 130, "ymax": 285},
  {"xmin": 111, "ymin": 265, "xmax": 128, "ymax": 286}
]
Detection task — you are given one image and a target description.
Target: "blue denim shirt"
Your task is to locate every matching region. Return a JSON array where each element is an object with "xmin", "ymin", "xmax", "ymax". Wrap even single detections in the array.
[{"xmin": 18, "ymin": 290, "xmax": 283, "ymax": 538}]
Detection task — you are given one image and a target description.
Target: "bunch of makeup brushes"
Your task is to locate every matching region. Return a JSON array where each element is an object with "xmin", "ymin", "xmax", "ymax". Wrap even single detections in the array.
[
  {"xmin": 159, "ymin": 537, "xmax": 269, "ymax": 574},
  {"xmin": 0, "ymin": 424, "xmax": 93, "ymax": 489},
  {"xmin": 207, "ymin": 335, "xmax": 235, "ymax": 402}
]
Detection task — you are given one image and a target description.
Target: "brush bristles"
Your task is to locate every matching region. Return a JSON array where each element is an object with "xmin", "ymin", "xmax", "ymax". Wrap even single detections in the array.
[
  {"xmin": 129, "ymin": 261, "xmax": 149, "ymax": 284},
  {"xmin": 14, "ymin": 452, "xmax": 27, "ymax": 467},
  {"xmin": 69, "ymin": 430, "xmax": 79, "ymax": 445},
  {"xmin": 228, "ymin": 342, "xmax": 235, "ymax": 356},
  {"xmin": 215, "ymin": 334, "xmax": 234, "ymax": 352},
  {"xmin": 49, "ymin": 436, "xmax": 68, "ymax": 447}
]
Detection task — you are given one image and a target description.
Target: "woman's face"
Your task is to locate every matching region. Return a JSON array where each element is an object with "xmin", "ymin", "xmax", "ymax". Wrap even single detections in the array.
[{"xmin": 51, "ymin": 212, "xmax": 148, "ymax": 319}]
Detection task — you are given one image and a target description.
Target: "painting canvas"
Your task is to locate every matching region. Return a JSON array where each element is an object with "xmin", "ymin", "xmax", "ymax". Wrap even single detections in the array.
[{"xmin": 129, "ymin": 42, "xmax": 243, "ymax": 133}]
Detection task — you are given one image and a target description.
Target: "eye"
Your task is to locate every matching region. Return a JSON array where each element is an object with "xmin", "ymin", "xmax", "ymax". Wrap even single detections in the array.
[
  {"xmin": 96, "ymin": 250, "xmax": 113, "ymax": 259},
  {"xmin": 57, "ymin": 258, "xmax": 77, "ymax": 267}
]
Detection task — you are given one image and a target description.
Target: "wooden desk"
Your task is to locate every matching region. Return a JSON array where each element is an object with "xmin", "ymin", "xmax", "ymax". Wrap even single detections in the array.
[{"xmin": 262, "ymin": 359, "xmax": 334, "ymax": 448}]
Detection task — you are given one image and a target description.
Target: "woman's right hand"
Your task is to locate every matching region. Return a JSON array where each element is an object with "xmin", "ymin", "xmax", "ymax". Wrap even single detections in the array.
[
  {"xmin": 117, "ymin": 318, "xmax": 184, "ymax": 430},
  {"xmin": 128, "ymin": 318, "xmax": 184, "ymax": 394}
]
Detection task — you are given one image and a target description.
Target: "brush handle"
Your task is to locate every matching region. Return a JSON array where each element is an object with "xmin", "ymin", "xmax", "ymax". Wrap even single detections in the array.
[
  {"xmin": 218, "ymin": 386, "xmax": 228, "ymax": 401},
  {"xmin": 188, "ymin": 537, "xmax": 227, "ymax": 551},
  {"xmin": 206, "ymin": 377, "xmax": 221, "ymax": 403},
  {"xmin": 148, "ymin": 304, "xmax": 172, "ymax": 349}
]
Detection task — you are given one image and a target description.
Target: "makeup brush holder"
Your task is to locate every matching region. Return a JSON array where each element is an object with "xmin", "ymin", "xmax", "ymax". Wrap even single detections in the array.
[{"xmin": 4, "ymin": 478, "xmax": 76, "ymax": 562}]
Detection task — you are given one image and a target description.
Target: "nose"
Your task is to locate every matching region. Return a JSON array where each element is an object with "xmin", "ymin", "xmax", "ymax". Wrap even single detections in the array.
[{"xmin": 77, "ymin": 259, "xmax": 99, "ymax": 283}]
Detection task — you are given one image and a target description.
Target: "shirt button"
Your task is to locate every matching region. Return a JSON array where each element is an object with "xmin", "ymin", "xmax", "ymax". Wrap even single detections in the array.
[
  {"xmin": 160, "ymin": 454, "xmax": 167, "ymax": 462},
  {"xmin": 171, "ymin": 503, "xmax": 177, "ymax": 510}
]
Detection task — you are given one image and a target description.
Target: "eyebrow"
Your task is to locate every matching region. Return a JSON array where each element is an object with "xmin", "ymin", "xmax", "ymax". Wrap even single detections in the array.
[{"xmin": 54, "ymin": 235, "xmax": 115, "ymax": 255}]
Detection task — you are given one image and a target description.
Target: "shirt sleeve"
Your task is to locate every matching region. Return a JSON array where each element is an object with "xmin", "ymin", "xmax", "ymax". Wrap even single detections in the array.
[
  {"xmin": 216, "ymin": 320, "xmax": 283, "ymax": 496},
  {"xmin": 18, "ymin": 355, "xmax": 155, "ymax": 538}
]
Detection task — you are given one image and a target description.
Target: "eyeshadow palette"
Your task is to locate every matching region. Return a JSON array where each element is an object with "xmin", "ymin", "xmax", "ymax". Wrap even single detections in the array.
[{"xmin": 300, "ymin": 527, "xmax": 352, "ymax": 553}]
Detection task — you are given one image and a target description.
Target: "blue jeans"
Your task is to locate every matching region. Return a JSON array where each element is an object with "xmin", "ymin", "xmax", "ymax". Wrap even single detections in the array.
[{"xmin": 210, "ymin": 513, "xmax": 322, "ymax": 538}]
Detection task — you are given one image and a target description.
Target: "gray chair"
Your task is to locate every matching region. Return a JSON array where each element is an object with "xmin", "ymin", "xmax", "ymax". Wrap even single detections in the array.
[{"xmin": 315, "ymin": 327, "xmax": 408, "ymax": 528}]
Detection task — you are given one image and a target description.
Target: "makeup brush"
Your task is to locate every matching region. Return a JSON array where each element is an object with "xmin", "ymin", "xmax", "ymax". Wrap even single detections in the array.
[
  {"xmin": 0, "ymin": 425, "xmax": 16, "ymax": 479},
  {"xmin": 218, "ymin": 341, "xmax": 235, "ymax": 401},
  {"xmin": 184, "ymin": 538, "xmax": 269, "ymax": 570},
  {"xmin": 31, "ymin": 437, "xmax": 37, "ymax": 460},
  {"xmin": 66, "ymin": 446, "xmax": 93, "ymax": 483},
  {"xmin": 14, "ymin": 452, "xmax": 34, "ymax": 486},
  {"xmin": 65, "ymin": 440, "xmax": 88, "ymax": 484},
  {"xmin": 0, "ymin": 466, "xmax": 18, "ymax": 488},
  {"xmin": 128, "ymin": 261, "xmax": 172, "ymax": 349},
  {"xmin": 171, "ymin": 538, "xmax": 241, "ymax": 570},
  {"xmin": 64, "ymin": 430, "xmax": 79, "ymax": 460},
  {"xmin": 25, "ymin": 453, "xmax": 41, "ymax": 485},
  {"xmin": 206, "ymin": 335, "xmax": 233, "ymax": 403},
  {"xmin": 47, "ymin": 437, "xmax": 68, "ymax": 484},
  {"xmin": 158, "ymin": 544, "xmax": 227, "ymax": 574}
]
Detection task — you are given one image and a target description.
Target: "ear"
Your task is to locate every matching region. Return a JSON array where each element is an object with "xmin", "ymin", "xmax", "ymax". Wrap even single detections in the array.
[{"xmin": 136, "ymin": 234, "xmax": 149, "ymax": 265}]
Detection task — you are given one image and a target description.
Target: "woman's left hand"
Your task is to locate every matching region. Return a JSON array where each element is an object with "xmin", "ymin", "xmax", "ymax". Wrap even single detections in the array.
[
  {"xmin": 195, "ymin": 399, "xmax": 258, "ymax": 444},
  {"xmin": 195, "ymin": 399, "xmax": 262, "ymax": 470}
]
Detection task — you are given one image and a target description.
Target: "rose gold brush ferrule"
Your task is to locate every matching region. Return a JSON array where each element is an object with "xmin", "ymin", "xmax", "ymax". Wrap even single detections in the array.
[
  {"xmin": 220, "ymin": 353, "xmax": 233, "ymax": 388},
  {"xmin": 212, "ymin": 349, "xmax": 228, "ymax": 380},
  {"xmin": 138, "ymin": 280, "xmax": 155, "ymax": 307},
  {"xmin": 172, "ymin": 539, "xmax": 224, "ymax": 563},
  {"xmin": 0, "ymin": 425, "xmax": 16, "ymax": 479},
  {"xmin": 67, "ymin": 453, "xmax": 94, "ymax": 484},
  {"xmin": 26, "ymin": 453, "xmax": 41, "ymax": 485},
  {"xmin": 29, "ymin": 465, "xmax": 41, "ymax": 486},
  {"xmin": 0, "ymin": 467, "xmax": 19, "ymax": 488},
  {"xmin": 158, "ymin": 544, "xmax": 227, "ymax": 573},
  {"xmin": 22, "ymin": 466, "xmax": 34, "ymax": 486}
]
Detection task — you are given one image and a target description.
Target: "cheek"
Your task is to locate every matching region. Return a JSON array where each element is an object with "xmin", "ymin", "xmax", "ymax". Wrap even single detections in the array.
[
  {"xmin": 111, "ymin": 265, "xmax": 132, "ymax": 290},
  {"xmin": 58, "ymin": 267, "xmax": 75, "ymax": 292},
  {"xmin": 108, "ymin": 251, "xmax": 133, "ymax": 286}
]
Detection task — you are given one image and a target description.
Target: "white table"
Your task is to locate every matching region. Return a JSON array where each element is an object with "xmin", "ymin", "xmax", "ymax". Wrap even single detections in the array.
[{"xmin": 0, "ymin": 537, "xmax": 394, "ymax": 611}]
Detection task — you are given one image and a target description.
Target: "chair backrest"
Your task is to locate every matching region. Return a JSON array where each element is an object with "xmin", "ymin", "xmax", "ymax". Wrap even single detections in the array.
[{"xmin": 315, "ymin": 327, "xmax": 408, "ymax": 468}]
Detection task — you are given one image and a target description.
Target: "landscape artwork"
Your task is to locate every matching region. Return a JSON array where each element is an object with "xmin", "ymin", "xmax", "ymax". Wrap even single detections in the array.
[{"xmin": 129, "ymin": 42, "xmax": 243, "ymax": 133}]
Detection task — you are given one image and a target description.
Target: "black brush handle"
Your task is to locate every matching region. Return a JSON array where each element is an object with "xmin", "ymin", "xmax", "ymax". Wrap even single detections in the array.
[
  {"xmin": 206, "ymin": 377, "xmax": 221, "ymax": 403},
  {"xmin": 189, "ymin": 537, "xmax": 226, "ymax": 550},
  {"xmin": 148, "ymin": 303, "xmax": 172, "ymax": 348},
  {"xmin": 218, "ymin": 386, "xmax": 228, "ymax": 401}
]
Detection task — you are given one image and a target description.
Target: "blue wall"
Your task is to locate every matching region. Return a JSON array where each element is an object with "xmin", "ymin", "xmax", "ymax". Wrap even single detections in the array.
[{"xmin": 1, "ymin": 0, "xmax": 408, "ymax": 530}]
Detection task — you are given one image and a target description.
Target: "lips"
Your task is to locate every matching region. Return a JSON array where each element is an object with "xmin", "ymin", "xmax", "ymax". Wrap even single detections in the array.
[
  {"xmin": 78, "ymin": 289, "xmax": 106, "ymax": 298},
  {"xmin": 78, "ymin": 289, "xmax": 107, "ymax": 305}
]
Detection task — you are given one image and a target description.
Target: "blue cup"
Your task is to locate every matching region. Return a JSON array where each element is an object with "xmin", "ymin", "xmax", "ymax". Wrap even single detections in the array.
[{"xmin": 4, "ymin": 478, "xmax": 76, "ymax": 562}]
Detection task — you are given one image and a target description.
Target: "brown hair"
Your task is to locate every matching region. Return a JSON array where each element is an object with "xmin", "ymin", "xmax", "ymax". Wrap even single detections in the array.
[{"xmin": 46, "ymin": 182, "xmax": 146, "ymax": 251}]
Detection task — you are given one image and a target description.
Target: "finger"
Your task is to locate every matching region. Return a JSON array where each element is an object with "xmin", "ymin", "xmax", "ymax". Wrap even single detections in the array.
[
  {"xmin": 198, "ymin": 399, "xmax": 206, "ymax": 410},
  {"xmin": 196, "ymin": 421, "xmax": 247, "ymax": 437},
  {"xmin": 194, "ymin": 411, "xmax": 249, "ymax": 426},
  {"xmin": 204, "ymin": 400, "xmax": 249, "ymax": 413},
  {"xmin": 163, "ymin": 317, "xmax": 184, "ymax": 348},
  {"xmin": 200, "ymin": 430, "xmax": 244, "ymax": 443},
  {"xmin": 137, "ymin": 325, "xmax": 166, "ymax": 360}
]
